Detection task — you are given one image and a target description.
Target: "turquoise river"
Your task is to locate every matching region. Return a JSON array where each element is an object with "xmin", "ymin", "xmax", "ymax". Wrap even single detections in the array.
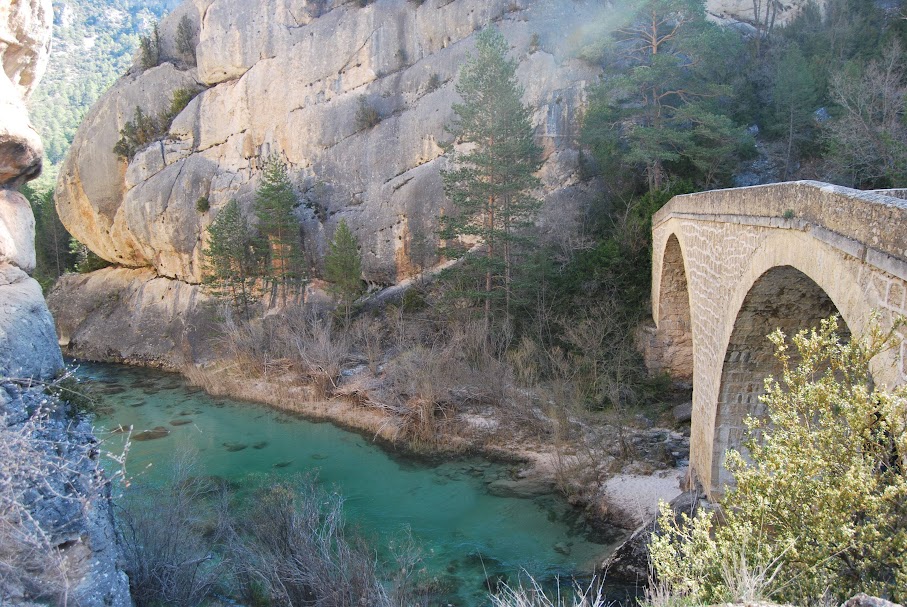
[{"xmin": 79, "ymin": 362, "xmax": 633, "ymax": 605}]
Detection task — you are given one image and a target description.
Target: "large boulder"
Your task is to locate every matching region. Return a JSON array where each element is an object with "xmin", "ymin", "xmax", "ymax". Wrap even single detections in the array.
[
  {"xmin": 0, "ymin": 264, "xmax": 63, "ymax": 378},
  {"xmin": 48, "ymin": 266, "xmax": 215, "ymax": 370}
]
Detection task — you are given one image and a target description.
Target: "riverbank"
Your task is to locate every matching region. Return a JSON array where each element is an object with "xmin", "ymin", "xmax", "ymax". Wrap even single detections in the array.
[{"xmin": 180, "ymin": 360, "xmax": 689, "ymax": 536}]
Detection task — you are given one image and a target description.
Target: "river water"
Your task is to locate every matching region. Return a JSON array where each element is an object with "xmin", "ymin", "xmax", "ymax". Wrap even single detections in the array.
[{"xmin": 80, "ymin": 362, "xmax": 630, "ymax": 605}]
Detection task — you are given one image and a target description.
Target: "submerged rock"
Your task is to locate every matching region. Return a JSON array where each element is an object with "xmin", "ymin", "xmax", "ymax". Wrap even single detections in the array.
[
  {"xmin": 133, "ymin": 426, "xmax": 171, "ymax": 441},
  {"xmin": 170, "ymin": 418, "xmax": 193, "ymax": 426}
]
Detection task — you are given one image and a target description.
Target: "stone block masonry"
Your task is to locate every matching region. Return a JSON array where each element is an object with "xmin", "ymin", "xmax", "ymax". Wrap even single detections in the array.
[{"xmin": 651, "ymin": 181, "xmax": 907, "ymax": 499}]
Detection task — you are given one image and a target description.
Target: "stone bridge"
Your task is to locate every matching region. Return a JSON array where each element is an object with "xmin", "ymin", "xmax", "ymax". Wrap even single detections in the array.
[{"xmin": 649, "ymin": 181, "xmax": 907, "ymax": 499}]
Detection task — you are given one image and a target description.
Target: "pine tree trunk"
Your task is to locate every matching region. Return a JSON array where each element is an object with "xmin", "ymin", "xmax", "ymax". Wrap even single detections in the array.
[{"xmin": 485, "ymin": 197, "xmax": 494, "ymax": 336}]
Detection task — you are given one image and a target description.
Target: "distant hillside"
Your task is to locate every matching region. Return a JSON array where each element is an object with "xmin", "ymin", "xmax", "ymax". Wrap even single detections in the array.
[{"xmin": 27, "ymin": 0, "xmax": 177, "ymax": 190}]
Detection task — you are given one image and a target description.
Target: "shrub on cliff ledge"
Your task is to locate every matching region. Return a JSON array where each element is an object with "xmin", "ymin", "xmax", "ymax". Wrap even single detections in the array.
[{"xmin": 649, "ymin": 316, "xmax": 907, "ymax": 604}]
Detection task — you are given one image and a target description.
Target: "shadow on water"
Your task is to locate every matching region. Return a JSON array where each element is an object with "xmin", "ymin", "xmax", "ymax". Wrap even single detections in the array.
[{"xmin": 74, "ymin": 360, "xmax": 638, "ymax": 606}]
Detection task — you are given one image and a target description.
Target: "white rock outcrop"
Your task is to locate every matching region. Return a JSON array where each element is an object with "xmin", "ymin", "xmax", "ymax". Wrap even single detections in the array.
[{"xmin": 0, "ymin": 0, "xmax": 62, "ymax": 380}]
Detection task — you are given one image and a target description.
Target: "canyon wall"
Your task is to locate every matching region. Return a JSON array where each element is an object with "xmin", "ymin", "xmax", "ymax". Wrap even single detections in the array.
[
  {"xmin": 0, "ymin": 1, "xmax": 131, "ymax": 604},
  {"xmin": 51, "ymin": 0, "xmax": 604, "ymax": 366},
  {"xmin": 0, "ymin": 0, "xmax": 61, "ymax": 379}
]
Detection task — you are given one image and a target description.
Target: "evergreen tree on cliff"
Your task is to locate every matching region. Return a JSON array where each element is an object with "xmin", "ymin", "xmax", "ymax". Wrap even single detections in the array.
[
  {"xmin": 440, "ymin": 27, "xmax": 542, "ymax": 331},
  {"xmin": 324, "ymin": 219, "xmax": 365, "ymax": 323},
  {"xmin": 254, "ymin": 156, "xmax": 305, "ymax": 305},
  {"xmin": 203, "ymin": 199, "xmax": 264, "ymax": 318}
]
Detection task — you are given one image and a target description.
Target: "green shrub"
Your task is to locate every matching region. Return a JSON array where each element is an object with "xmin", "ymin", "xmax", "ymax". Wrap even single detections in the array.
[
  {"xmin": 175, "ymin": 15, "xmax": 196, "ymax": 63},
  {"xmin": 426, "ymin": 73, "xmax": 441, "ymax": 93},
  {"xmin": 649, "ymin": 315, "xmax": 907, "ymax": 604},
  {"xmin": 114, "ymin": 88, "xmax": 199, "ymax": 161},
  {"xmin": 355, "ymin": 96, "xmax": 382, "ymax": 130},
  {"xmin": 166, "ymin": 87, "xmax": 196, "ymax": 122},
  {"xmin": 195, "ymin": 196, "xmax": 210, "ymax": 213},
  {"xmin": 139, "ymin": 22, "xmax": 161, "ymax": 70},
  {"xmin": 113, "ymin": 106, "xmax": 162, "ymax": 161}
]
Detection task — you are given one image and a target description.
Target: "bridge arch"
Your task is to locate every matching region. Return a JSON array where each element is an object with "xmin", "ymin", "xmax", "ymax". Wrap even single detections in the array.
[
  {"xmin": 711, "ymin": 265, "xmax": 851, "ymax": 493},
  {"xmin": 650, "ymin": 182, "xmax": 907, "ymax": 499},
  {"xmin": 651, "ymin": 234, "xmax": 694, "ymax": 382}
]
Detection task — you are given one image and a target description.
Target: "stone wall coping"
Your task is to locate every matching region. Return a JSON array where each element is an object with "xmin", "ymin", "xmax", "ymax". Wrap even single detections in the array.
[{"xmin": 654, "ymin": 181, "xmax": 907, "ymax": 265}]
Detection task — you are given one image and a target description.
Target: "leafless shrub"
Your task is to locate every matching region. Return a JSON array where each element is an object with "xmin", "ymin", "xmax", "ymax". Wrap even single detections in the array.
[
  {"xmin": 1, "ymin": 409, "xmax": 75, "ymax": 601},
  {"xmin": 118, "ymin": 450, "xmax": 224, "ymax": 606},
  {"xmin": 227, "ymin": 477, "xmax": 390, "ymax": 607},
  {"xmin": 382, "ymin": 345, "xmax": 457, "ymax": 444},
  {"xmin": 490, "ymin": 573, "xmax": 609, "ymax": 607},
  {"xmin": 0, "ymin": 383, "xmax": 128, "ymax": 604},
  {"xmin": 288, "ymin": 309, "xmax": 352, "ymax": 399},
  {"xmin": 350, "ymin": 316, "xmax": 385, "ymax": 373}
]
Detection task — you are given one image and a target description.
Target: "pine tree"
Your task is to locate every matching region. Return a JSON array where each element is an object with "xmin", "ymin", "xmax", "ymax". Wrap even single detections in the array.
[
  {"xmin": 440, "ymin": 27, "xmax": 542, "ymax": 330},
  {"xmin": 253, "ymin": 155, "xmax": 305, "ymax": 305},
  {"xmin": 771, "ymin": 43, "xmax": 820, "ymax": 179},
  {"xmin": 23, "ymin": 185, "xmax": 75, "ymax": 286},
  {"xmin": 203, "ymin": 199, "xmax": 264, "ymax": 318},
  {"xmin": 324, "ymin": 219, "xmax": 364, "ymax": 322},
  {"xmin": 582, "ymin": 0, "xmax": 751, "ymax": 192}
]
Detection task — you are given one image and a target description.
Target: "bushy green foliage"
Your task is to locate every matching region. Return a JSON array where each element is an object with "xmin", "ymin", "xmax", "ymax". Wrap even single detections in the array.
[
  {"xmin": 138, "ymin": 21, "xmax": 161, "ymax": 70},
  {"xmin": 582, "ymin": 0, "xmax": 752, "ymax": 193},
  {"xmin": 649, "ymin": 316, "xmax": 907, "ymax": 604},
  {"xmin": 202, "ymin": 199, "xmax": 265, "ymax": 317},
  {"xmin": 27, "ymin": 0, "xmax": 173, "ymax": 189},
  {"xmin": 112, "ymin": 106, "xmax": 161, "ymax": 160},
  {"xmin": 440, "ymin": 27, "xmax": 542, "ymax": 326},
  {"xmin": 113, "ymin": 88, "xmax": 199, "ymax": 161},
  {"xmin": 22, "ymin": 185, "xmax": 76, "ymax": 289},
  {"xmin": 253, "ymin": 156, "xmax": 306, "ymax": 302},
  {"xmin": 324, "ymin": 219, "xmax": 365, "ymax": 317},
  {"xmin": 175, "ymin": 15, "xmax": 196, "ymax": 63},
  {"xmin": 70, "ymin": 239, "xmax": 112, "ymax": 274}
]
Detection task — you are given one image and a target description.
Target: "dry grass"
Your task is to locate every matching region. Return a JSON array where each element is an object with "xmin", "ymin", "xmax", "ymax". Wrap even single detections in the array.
[{"xmin": 490, "ymin": 574, "xmax": 611, "ymax": 607}]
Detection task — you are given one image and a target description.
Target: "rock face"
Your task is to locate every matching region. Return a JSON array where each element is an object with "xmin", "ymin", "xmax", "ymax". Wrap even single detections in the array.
[
  {"xmin": 49, "ymin": 266, "xmax": 215, "ymax": 370},
  {"xmin": 706, "ymin": 0, "xmax": 824, "ymax": 28},
  {"xmin": 52, "ymin": 0, "xmax": 612, "ymax": 364},
  {"xmin": 52, "ymin": 0, "xmax": 800, "ymax": 366},
  {"xmin": 0, "ymin": 3, "xmax": 132, "ymax": 604},
  {"xmin": 0, "ymin": 0, "xmax": 61, "ymax": 380},
  {"xmin": 1, "ymin": 383, "xmax": 132, "ymax": 606},
  {"xmin": 57, "ymin": 0, "xmax": 602, "ymax": 287}
]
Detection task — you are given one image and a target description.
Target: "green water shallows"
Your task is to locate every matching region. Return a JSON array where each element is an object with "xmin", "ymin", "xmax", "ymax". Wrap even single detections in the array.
[{"xmin": 80, "ymin": 362, "xmax": 624, "ymax": 606}]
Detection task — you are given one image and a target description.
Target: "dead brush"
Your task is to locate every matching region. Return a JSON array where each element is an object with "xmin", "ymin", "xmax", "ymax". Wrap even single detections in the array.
[
  {"xmin": 0, "ymin": 390, "xmax": 129, "ymax": 605},
  {"xmin": 382, "ymin": 345, "xmax": 456, "ymax": 445},
  {"xmin": 285, "ymin": 307, "xmax": 352, "ymax": 400}
]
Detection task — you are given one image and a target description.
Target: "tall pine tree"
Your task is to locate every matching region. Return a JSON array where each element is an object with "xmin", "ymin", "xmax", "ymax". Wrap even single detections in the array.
[
  {"xmin": 254, "ymin": 155, "xmax": 305, "ymax": 305},
  {"xmin": 203, "ymin": 199, "xmax": 264, "ymax": 318},
  {"xmin": 324, "ymin": 219, "xmax": 364, "ymax": 323},
  {"xmin": 440, "ymin": 27, "xmax": 542, "ymax": 330}
]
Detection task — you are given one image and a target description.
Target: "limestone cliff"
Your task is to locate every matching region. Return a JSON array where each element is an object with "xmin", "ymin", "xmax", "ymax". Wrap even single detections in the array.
[
  {"xmin": 0, "ymin": 1, "xmax": 131, "ymax": 604},
  {"xmin": 50, "ymin": 0, "xmax": 812, "ymax": 367},
  {"xmin": 0, "ymin": 0, "xmax": 61, "ymax": 379},
  {"xmin": 705, "ymin": 0, "xmax": 825, "ymax": 28},
  {"xmin": 52, "ymin": 0, "xmax": 606, "ymax": 365}
]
